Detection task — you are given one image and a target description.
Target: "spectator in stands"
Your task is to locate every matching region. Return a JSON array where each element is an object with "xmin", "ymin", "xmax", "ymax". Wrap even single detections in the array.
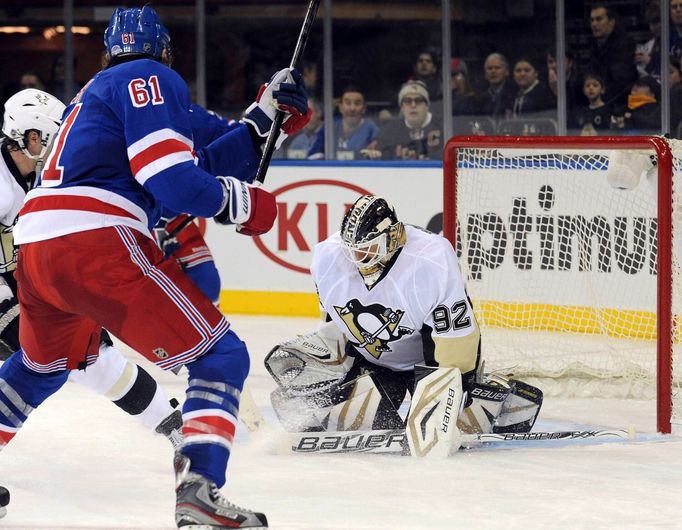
[
  {"xmin": 510, "ymin": 57, "xmax": 555, "ymax": 118},
  {"xmin": 474, "ymin": 52, "xmax": 516, "ymax": 120},
  {"xmin": 19, "ymin": 71, "xmax": 46, "ymax": 91},
  {"xmin": 301, "ymin": 61, "xmax": 319, "ymax": 98},
  {"xmin": 49, "ymin": 54, "xmax": 82, "ymax": 104},
  {"xmin": 569, "ymin": 73, "xmax": 613, "ymax": 134},
  {"xmin": 614, "ymin": 76, "xmax": 661, "ymax": 133},
  {"xmin": 634, "ymin": 1, "xmax": 662, "ymax": 81},
  {"xmin": 449, "ymin": 58, "xmax": 477, "ymax": 116},
  {"xmin": 282, "ymin": 96, "xmax": 323, "ymax": 159},
  {"xmin": 669, "ymin": 58, "xmax": 682, "ymax": 136},
  {"xmin": 584, "ymin": 4, "xmax": 638, "ymax": 107},
  {"xmin": 671, "ymin": 0, "xmax": 682, "ymax": 65},
  {"xmin": 308, "ymin": 85, "xmax": 378, "ymax": 160},
  {"xmin": 363, "ymin": 80, "xmax": 442, "ymax": 161},
  {"xmin": 408, "ymin": 48, "xmax": 442, "ymax": 102},
  {"xmin": 546, "ymin": 47, "xmax": 586, "ymax": 112}
]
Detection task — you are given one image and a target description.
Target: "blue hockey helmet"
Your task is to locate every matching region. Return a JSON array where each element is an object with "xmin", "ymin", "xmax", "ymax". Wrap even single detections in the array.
[{"xmin": 104, "ymin": 5, "xmax": 171, "ymax": 61}]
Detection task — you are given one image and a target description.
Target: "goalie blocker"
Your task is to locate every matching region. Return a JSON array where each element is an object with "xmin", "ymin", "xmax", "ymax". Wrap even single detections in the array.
[{"xmin": 265, "ymin": 325, "xmax": 543, "ymax": 456}]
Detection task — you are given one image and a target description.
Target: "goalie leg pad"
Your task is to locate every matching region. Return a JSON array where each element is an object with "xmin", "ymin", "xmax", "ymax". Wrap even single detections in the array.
[
  {"xmin": 325, "ymin": 372, "xmax": 404, "ymax": 431},
  {"xmin": 270, "ymin": 386, "xmax": 327, "ymax": 432},
  {"xmin": 406, "ymin": 365, "xmax": 463, "ymax": 458},
  {"xmin": 271, "ymin": 369, "xmax": 405, "ymax": 432}
]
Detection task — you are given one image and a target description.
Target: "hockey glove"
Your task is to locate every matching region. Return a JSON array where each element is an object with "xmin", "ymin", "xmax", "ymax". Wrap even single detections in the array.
[
  {"xmin": 243, "ymin": 68, "xmax": 312, "ymax": 149},
  {"xmin": 153, "ymin": 216, "xmax": 182, "ymax": 259},
  {"xmin": 214, "ymin": 176, "xmax": 277, "ymax": 236}
]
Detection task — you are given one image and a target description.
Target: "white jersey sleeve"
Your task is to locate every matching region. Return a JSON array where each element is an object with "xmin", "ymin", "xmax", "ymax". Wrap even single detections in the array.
[{"xmin": 413, "ymin": 230, "xmax": 480, "ymax": 374}]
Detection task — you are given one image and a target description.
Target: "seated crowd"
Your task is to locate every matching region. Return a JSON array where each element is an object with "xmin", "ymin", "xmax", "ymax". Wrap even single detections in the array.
[
  {"xmin": 4, "ymin": 2, "xmax": 681, "ymax": 161},
  {"xmin": 276, "ymin": 1, "xmax": 682, "ymax": 160}
]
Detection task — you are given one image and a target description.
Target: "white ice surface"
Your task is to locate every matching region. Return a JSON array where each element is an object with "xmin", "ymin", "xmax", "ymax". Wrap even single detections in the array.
[{"xmin": 1, "ymin": 315, "xmax": 681, "ymax": 530}]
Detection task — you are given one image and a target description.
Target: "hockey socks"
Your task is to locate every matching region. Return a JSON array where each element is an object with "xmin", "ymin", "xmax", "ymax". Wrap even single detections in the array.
[
  {"xmin": 0, "ymin": 352, "xmax": 69, "ymax": 449},
  {"xmin": 180, "ymin": 331, "xmax": 250, "ymax": 488}
]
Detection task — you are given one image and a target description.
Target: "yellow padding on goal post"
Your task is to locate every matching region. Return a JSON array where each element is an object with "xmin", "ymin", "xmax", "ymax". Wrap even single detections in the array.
[
  {"xmin": 219, "ymin": 290, "xmax": 320, "ymax": 317},
  {"xmin": 475, "ymin": 301, "xmax": 660, "ymax": 340}
]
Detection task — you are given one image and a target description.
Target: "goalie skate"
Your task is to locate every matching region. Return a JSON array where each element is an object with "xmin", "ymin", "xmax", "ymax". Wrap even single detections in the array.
[{"xmin": 175, "ymin": 455, "xmax": 267, "ymax": 529}]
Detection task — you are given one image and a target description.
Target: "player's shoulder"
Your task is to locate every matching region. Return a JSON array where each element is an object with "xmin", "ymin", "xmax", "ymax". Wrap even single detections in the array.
[
  {"xmin": 313, "ymin": 231, "xmax": 343, "ymax": 261},
  {"xmin": 104, "ymin": 59, "xmax": 185, "ymax": 88},
  {"xmin": 312, "ymin": 232, "xmax": 346, "ymax": 274},
  {"xmin": 403, "ymin": 225, "xmax": 456, "ymax": 269},
  {"xmin": 404, "ymin": 225, "xmax": 452, "ymax": 253}
]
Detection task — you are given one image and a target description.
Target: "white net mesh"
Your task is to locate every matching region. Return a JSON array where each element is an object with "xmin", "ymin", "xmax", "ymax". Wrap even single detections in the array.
[{"xmin": 452, "ymin": 139, "xmax": 681, "ymax": 426}]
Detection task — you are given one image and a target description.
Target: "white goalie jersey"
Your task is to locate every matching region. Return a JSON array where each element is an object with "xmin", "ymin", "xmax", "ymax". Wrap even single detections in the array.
[
  {"xmin": 311, "ymin": 224, "xmax": 480, "ymax": 373},
  {"xmin": 0, "ymin": 145, "xmax": 28, "ymax": 274}
]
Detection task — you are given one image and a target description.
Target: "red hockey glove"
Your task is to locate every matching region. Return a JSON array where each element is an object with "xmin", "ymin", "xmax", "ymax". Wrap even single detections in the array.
[
  {"xmin": 282, "ymin": 105, "xmax": 313, "ymax": 136},
  {"xmin": 214, "ymin": 176, "xmax": 277, "ymax": 236},
  {"xmin": 237, "ymin": 186, "xmax": 277, "ymax": 236}
]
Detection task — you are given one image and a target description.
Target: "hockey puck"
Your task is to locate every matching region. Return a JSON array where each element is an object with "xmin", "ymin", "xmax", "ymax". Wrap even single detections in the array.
[{"xmin": 0, "ymin": 486, "xmax": 9, "ymax": 507}]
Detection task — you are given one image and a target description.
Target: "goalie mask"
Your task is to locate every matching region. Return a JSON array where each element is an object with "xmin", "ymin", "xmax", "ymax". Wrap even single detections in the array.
[
  {"xmin": 340, "ymin": 195, "xmax": 406, "ymax": 286},
  {"xmin": 2, "ymin": 89, "xmax": 65, "ymax": 162}
]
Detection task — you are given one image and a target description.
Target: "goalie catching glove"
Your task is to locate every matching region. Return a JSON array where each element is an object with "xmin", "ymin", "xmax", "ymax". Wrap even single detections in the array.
[
  {"xmin": 214, "ymin": 176, "xmax": 277, "ymax": 236},
  {"xmin": 243, "ymin": 68, "xmax": 312, "ymax": 150}
]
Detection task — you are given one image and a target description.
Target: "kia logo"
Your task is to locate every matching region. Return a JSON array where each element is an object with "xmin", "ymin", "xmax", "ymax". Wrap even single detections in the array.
[{"xmin": 254, "ymin": 179, "xmax": 372, "ymax": 273}]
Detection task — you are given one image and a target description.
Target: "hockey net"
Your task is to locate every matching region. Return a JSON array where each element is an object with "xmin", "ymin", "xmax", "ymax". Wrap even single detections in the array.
[{"xmin": 443, "ymin": 136, "xmax": 680, "ymax": 433}]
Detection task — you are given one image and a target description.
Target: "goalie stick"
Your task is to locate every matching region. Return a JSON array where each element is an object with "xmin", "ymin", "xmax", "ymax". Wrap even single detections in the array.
[
  {"xmin": 278, "ymin": 427, "xmax": 636, "ymax": 456},
  {"xmin": 238, "ymin": 384, "xmax": 267, "ymax": 433}
]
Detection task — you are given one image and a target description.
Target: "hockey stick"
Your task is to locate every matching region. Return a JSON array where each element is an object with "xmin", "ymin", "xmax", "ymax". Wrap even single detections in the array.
[
  {"xmin": 238, "ymin": 383, "xmax": 268, "ymax": 433},
  {"xmin": 172, "ymin": 0, "xmax": 321, "ymax": 234},
  {"xmin": 278, "ymin": 427, "xmax": 637, "ymax": 455},
  {"xmin": 254, "ymin": 0, "xmax": 321, "ymax": 184},
  {"xmin": 466, "ymin": 429, "xmax": 636, "ymax": 443}
]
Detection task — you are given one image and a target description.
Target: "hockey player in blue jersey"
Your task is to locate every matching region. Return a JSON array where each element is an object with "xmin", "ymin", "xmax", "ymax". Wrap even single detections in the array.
[
  {"xmin": 0, "ymin": 5, "xmax": 311, "ymax": 528},
  {"xmin": 0, "ymin": 91, "xmax": 255, "ymax": 518}
]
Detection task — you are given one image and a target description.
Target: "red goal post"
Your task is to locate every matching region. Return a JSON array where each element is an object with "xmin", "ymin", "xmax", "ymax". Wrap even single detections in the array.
[{"xmin": 443, "ymin": 135, "xmax": 676, "ymax": 434}]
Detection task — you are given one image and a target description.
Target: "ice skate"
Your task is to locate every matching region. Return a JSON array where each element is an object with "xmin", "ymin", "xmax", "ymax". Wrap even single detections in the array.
[
  {"xmin": 156, "ymin": 409, "xmax": 184, "ymax": 448},
  {"xmin": 0, "ymin": 485, "xmax": 9, "ymax": 518},
  {"xmin": 175, "ymin": 455, "xmax": 267, "ymax": 529}
]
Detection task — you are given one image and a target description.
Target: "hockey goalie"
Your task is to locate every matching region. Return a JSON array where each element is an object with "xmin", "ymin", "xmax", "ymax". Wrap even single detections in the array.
[{"xmin": 265, "ymin": 195, "xmax": 543, "ymax": 457}]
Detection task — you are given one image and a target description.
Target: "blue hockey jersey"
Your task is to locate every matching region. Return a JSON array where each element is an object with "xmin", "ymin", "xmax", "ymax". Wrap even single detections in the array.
[{"xmin": 15, "ymin": 59, "xmax": 259, "ymax": 244}]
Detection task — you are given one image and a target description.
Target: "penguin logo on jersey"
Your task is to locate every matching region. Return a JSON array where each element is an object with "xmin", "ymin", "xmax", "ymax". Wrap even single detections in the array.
[{"xmin": 335, "ymin": 299, "xmax": 414, "ymax": 359}]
